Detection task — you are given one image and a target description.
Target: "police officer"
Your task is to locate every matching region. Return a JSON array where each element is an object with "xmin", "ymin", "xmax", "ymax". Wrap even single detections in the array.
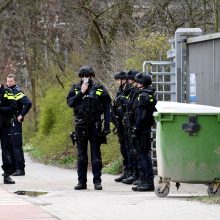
[
  {"xmin": 6, "ymin": 74, "xmax": 32, "ymax": 176},
  {"xmin": 130, "ymin": 72, "xmax": 157, "ymax": 192},
  {"xmin": 0, "ymin": 84, "xmax": 17, "ymax": 184},
  {"xmin": 121, "ymin": 69, "xmax": 140, "ymax": 185},
  {"xmin": 112, "ymin": 71, "xmax": 131, "ymax": 182},
  {"xmin": 67, "ymin": 66, "xmax": 111, "ymax": 190}
]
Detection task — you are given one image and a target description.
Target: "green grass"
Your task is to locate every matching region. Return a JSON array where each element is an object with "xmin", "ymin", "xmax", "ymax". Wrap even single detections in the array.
[
  {"xmin": 103, "ymin": 157, "xmax": 123, "ymax": 175},
  {"xmin": 189, "ymin": 196, "xmax": 220, "ymax": 204},
  {"xmin": 101, "ymin": 126, "xmax": 122, "ymax": 174}
]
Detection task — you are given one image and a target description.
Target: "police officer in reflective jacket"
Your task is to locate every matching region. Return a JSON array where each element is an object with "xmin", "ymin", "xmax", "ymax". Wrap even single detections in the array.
[
  {"xmin": 67, "ymin": 66, "xmax": 111, "ymax": 190},
  {"xmin": 0, "ymin": 84, "xmax": 17, "ymax": 184},
  {"xmin": 6, "ymin": 74, "xmax": 32, "ymax": 176},
  {"xmin": 130, "ymin": 73, "xmax": 157, "ymax": 192}
]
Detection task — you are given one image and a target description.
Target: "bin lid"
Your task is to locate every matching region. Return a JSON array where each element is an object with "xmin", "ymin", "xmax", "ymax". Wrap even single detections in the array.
[{"xmin": 156, "ymin": 101, "xmax": 220, "ymax": 113}]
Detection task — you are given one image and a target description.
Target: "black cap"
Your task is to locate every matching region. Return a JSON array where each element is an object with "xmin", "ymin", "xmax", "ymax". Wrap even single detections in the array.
[
  {"xmin": 78, "ymin": 66, "xmax": 95, "ymax": 77},
  {"xmin": 126, "ymin": 69, "xmax": 139, "ymax": 80},
  {"xmin": 135, "ymin": 72, "xmax": 152, "ymax": 86},
  {"xmin": 114, "ymin": 71, "xmax": 127, "ymax": 80}
]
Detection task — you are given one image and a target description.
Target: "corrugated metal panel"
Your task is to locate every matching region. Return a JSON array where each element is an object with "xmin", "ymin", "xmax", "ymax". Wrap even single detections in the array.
[
  {"xmin": 188, "ymin": 38, "xmax": 220, "ymax": 107},
  {"xmin": 214, "ymin": 38, "xmax": 220, "ymax": 106}
]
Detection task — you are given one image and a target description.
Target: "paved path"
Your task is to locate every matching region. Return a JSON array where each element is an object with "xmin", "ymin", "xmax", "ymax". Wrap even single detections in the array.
[
  {"xmin": 0, "ymin": 186, "xmax": 56, "ymax": 220},
  {"xmin": 1, "ymin": 154, "xmax": 220, "ymax": 220}
]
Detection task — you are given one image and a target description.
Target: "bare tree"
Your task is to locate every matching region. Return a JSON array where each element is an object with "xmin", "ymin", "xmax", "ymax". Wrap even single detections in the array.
[{"xmin": 0, "ymin": 0, "xmax": 13, "ymax": 14}]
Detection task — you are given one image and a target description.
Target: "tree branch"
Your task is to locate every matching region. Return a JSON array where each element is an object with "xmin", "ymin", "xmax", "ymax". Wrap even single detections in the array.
[{"xmin": 0, "ymin": 0, "xmax": 14, "ymax": 15}]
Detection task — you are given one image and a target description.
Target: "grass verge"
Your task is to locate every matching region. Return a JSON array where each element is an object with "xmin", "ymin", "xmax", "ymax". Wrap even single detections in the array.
[{"xmin": 189, "ymin": 196, "xmax": 220, "ymax": 204}]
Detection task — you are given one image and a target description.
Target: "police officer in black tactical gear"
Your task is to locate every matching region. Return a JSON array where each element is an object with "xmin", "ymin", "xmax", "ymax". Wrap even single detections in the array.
[
  {"xmin": 67, "ymin": 66, "xmax": 111, "ymax": 190},
  {"xmin": 130, "ymin": 72, "xmax": 157, "ymax": 192},
  {"xmin": 121, "ymin": 69, "xmax": 140, "ymax": 185},
  {"xmin": 112, "ymin": 71, "xmax": 131, "ymax": 182},
  {"xmin": 0, "ymin": 84, "xmax": 17, "ymax": 184},
  {"xmin": 6, "ymin": 74, "xmax": 32, "ymax": 176}
]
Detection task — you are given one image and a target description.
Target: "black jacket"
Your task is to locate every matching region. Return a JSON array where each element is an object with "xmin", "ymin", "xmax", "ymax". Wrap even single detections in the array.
[
  {"xmin": 67, "ymin": 81, "xmax": 111, "ymax": 130},
  {"xmin": 132, "ymin": 86, "xmax": 157, "ymax": 133},
  {"xmin": 0, "ymin": 85, "xmax": 17, "ymax": 127},
  {"xmin": 9, "ymin": 85, "xmax": 32, "ymax": 117}
]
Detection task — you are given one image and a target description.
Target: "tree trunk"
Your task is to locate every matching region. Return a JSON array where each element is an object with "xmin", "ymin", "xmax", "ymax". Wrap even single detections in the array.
[
  {"xmin": 213, "ymin": 0, "xmax": 219, "ymax": 32},
  {"xmin": 30, "ymin": 76, "xmax": 37, "ymax": 130}
]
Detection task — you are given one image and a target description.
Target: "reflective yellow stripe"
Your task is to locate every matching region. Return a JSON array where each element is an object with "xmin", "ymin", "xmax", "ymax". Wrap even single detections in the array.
[
  {"xmin": 149, "ymin": 95, "xmax": 153, "ymax": 102},
  {"xmin": 4, "ymin": 93, "xmax": 16, "ymax": 100},
  {"xmin": 137, "ymin": 94, "xmax": 154, "ymax": 102},
  {"xmin": 14, "ymin": 92, "xmax": 25, "ymax": 100},
  {"xmin": 96, "ymin": 91, "xmax": 102, "ymax": 96},
  {"xmin": 96, "ymin": 88, "xmax": 103, "ymax": 96},
  {"xmin": 74, "ymin": 89, "xmax": 79, "ymax": 94}
]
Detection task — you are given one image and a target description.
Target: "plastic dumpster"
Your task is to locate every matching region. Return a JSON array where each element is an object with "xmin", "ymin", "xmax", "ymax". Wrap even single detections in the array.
[{"xmin": 154, "ymin": 101, "xmax": 220, "ymax": 197}]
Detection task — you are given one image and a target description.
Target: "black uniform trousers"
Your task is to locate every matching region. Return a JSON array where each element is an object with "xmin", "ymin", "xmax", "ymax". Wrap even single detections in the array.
[
  {"xmin": 117, "ymin": 122, "xmax": 129, "ymax": 170},
  {"xmin": 11, "ymin": 121, "xmax": 25, "ymax": 170},
  {"xmin": 124, "ymin": 125, "xmax": 139, "ymax": 173},
  {"xmin": 135, "ymin": 132, "xmax": 154, "ymax": 182},
  {"xmin": 75, "ymin": 122, "xmax": 102, "ymax": 184},
  {"xmin": 1, "ymin": 124, "xmax": 14, "ymax": 174}
]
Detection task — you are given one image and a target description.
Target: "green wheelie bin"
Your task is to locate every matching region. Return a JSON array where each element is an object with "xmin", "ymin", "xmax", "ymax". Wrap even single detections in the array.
[{"xmin": 154, "ymin": 101, "xmax": 220, "ymax": 197}]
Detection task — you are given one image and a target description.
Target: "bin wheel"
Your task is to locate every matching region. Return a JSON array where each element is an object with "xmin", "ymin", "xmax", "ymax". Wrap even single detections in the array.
[
  {"xmin": 207, "ymin": 184, "xmax": 220, "ymax": 196},
  {"xmin": 155, "ymin": 185, "xmax": 170, "ymax": 198}
]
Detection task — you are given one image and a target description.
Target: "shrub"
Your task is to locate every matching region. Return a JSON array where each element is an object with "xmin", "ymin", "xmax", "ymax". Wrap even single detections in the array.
[{"xmin": 30, "ymin": 85, "xmax": 74, "ymax": 164}]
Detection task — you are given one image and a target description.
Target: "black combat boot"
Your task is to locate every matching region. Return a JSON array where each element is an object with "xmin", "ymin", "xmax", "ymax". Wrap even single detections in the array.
[
  {"xmin": 2, "ymin": 169, "xmax": 15, "ymax": 176},
  {"xmin": 132, "ymin": 178, "xmax": 141, "ymax": 186},
  {"xmin": 132, "ymin": 184, "xmax": 139, "ymax": 191},
  {"xmin": 94, "ymin": 183, "xmax": 102, "ymax": 190},
  {"xmin": 135, "ymin": 180, "xmax": 155, "ymax": 192},
  {"xmin": 11, "ymin": 169, "xmax": 25, "ymax": 176},
  {"xmin": 4, "ymin": 176, "xmax": 15, "ymax": 184},
  {"xmin": 114, "ymin": 169, "xmax": 128, "ymax": 182},
  {"xmin": 74, "ymin": 182, "xmax": 87, "ymax": 190},
  {"xmin": 122, "ymin": 169, "xmax": 138, "ymax": 184}
]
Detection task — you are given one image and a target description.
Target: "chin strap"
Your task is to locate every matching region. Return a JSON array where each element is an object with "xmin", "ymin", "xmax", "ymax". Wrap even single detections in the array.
[{"xmin": 119, "ymin": 80, "xmax": 127, "ymax": 90}]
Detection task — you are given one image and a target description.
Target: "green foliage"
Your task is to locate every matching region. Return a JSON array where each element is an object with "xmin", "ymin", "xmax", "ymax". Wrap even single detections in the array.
[
  {"xmin": 101, "ymin": 125, "xmax": 120, "ymax": 164},
  {"xmin": 124, "ymin": 31, "xmax": 170, "ymax": 70},
  {"xmin": 102, "ymin": 157, "xmax": 123, "ymax": 175},
  {"xmin": 30, "ymin": 84, "xmax": 75, "ymax": 164}
]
